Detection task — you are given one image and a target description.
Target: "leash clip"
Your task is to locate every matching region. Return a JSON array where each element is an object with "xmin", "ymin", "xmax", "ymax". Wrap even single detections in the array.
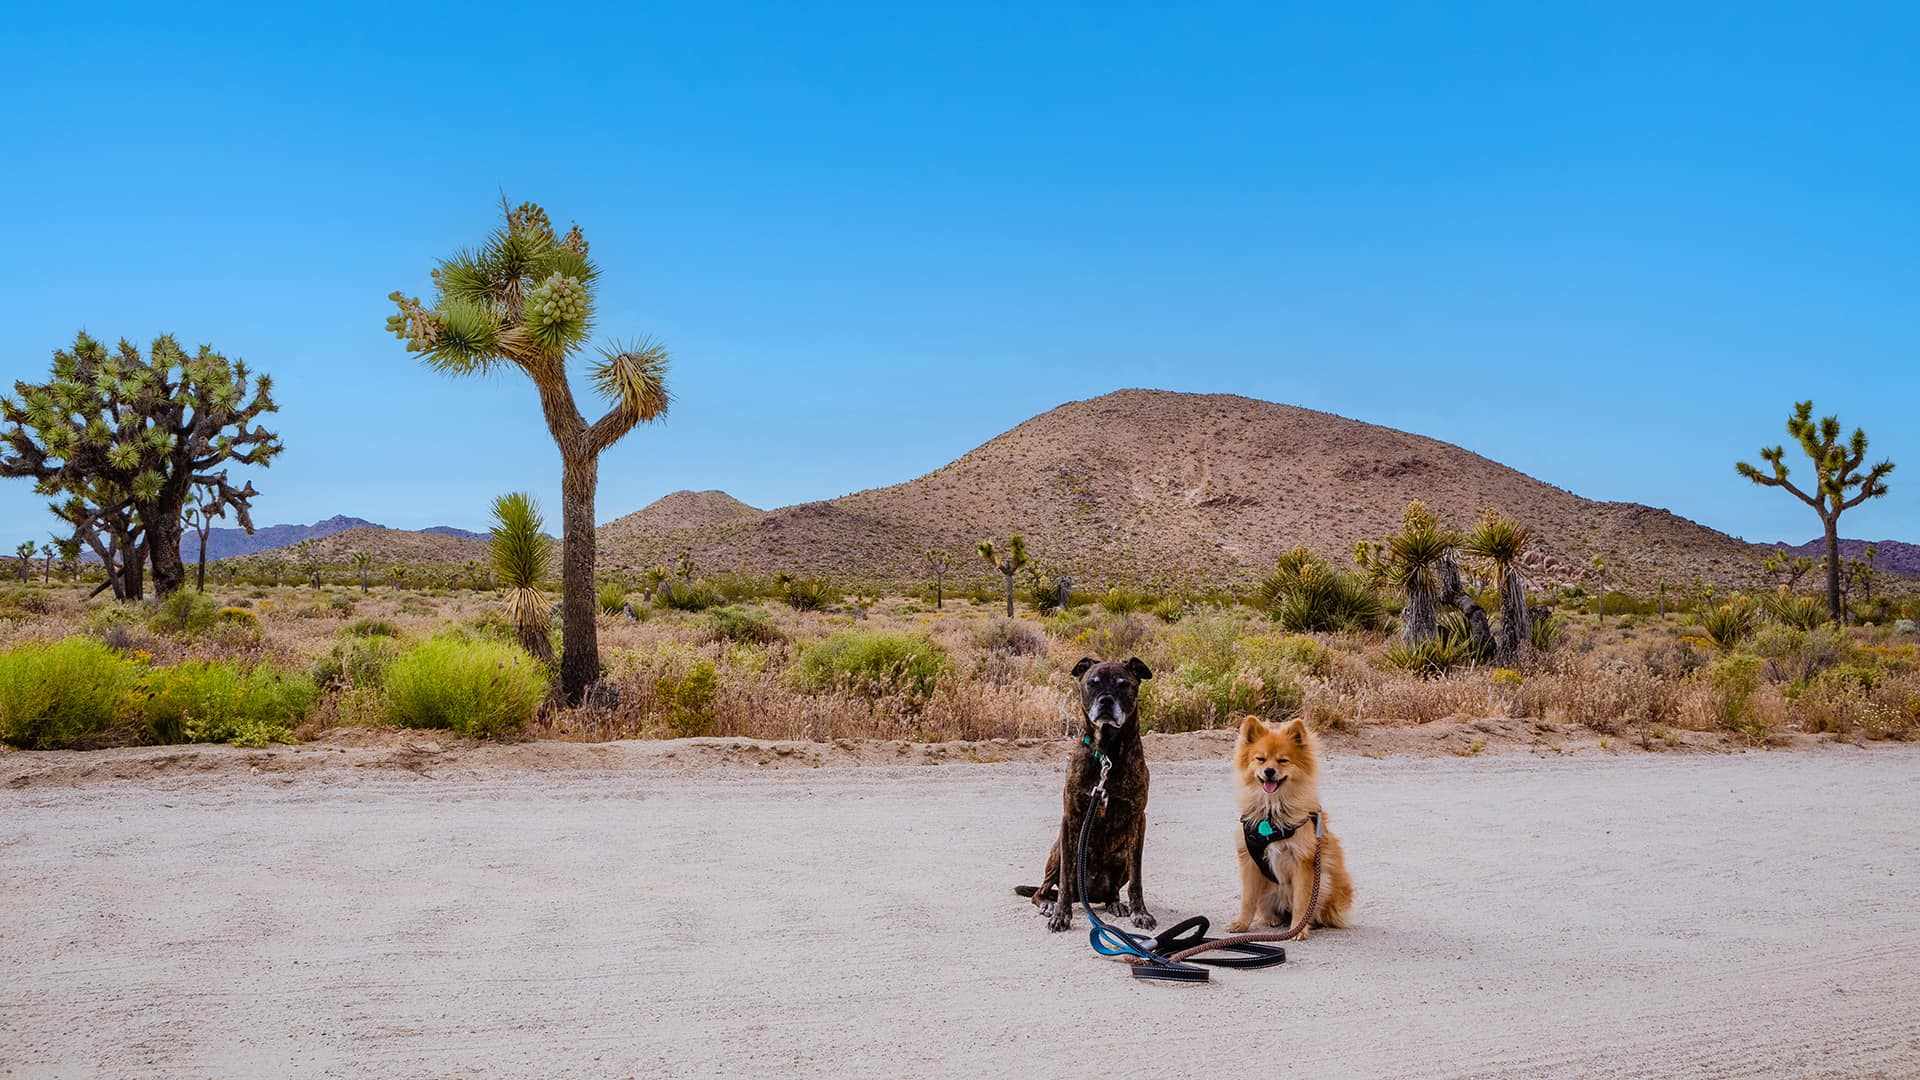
[{"xmin": 1089, "ymin": 755, "xmax": 1113, "ymax": 806}]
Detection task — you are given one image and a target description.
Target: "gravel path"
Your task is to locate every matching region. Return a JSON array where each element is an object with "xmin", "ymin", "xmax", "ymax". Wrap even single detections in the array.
[{"xmin": 3, "ymin": 745, "xmax": 1918, "ymax": 1078}]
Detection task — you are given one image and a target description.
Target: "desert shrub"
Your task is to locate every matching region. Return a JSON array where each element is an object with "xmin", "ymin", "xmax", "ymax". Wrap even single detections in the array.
[
  {"xmin": 792, "ymin": 631, "xmax": 946, "ymax": 706},
  {"xmin": 1895, "ymin": 619, "xmax": 1916, "ymax": 636},
  {"xmin": 149, "ymin": 589, "xmax": 219, "ymax": 635},
  {"xmin": 656, "ymin": 580, "xmax": 723, "ymax": 612},
  {"xmin": 656, "ymin": 658, "xmax": 720, "ymax": 736},
  {"xmin": 1255, "ymin": 547, "xmax": 1386, "ymax": 633},
  {"xmin": 327, "ymin": 594, "xmax": 356, "ymax": 616},
  {"xmin": 1708, "ymin": 653, "xmax": 1765, "ymax": 741},
  {"xmin": 311, "ymin": 635, "xmax": 401, "ymax": 691},
  {"xmin": 138, "ymin": 661, "xmax": 315, "ymax": 747},
  {"xmin": 1749, "ymin": 624, "xmax": 1851, "ymax": 685},
  {"xmin": 1142, "ymin": 626, "xmax": 1319, "ymax": 731},
  {"xmin": 86, "ymin": 603, "xmax": 142, "ymax": 639},
  {"xmin": 1385, "ymin": 634, "xmax": 1471, "ymax": 678},
  {"xmin": 0, "ymin": 637, "xmax": 140, "ymax": 749},
  {"xmin": 974, "ymin": 618, "xmax": 1050, "ymax": 657},
  {"xmin": 1021, "ymin": 567, "xmax": 1071, "ymax": 615},
  {"xmin": 1098, "ymin": 587, "xmax": 1151, "ymax": 615},
  {"xmin": 347, "ymin": 618, "xmax": 399, "ymax": 639},
  {"xmin": 598, "ymin": 582, "xmax": 629, "ymax": 616},
  {"xmin": 383, "ymin": 637, "xmax": 547, "ymax": 738},
  {"xmin": 1701, "ymin": 598, "xmax": 1757, "ymax": 650},
  {"xmin": 215, "ymin": 606, "xmax": 261, "ymax": 631},
  {"xmin": 703, "ymin": 606, "xmax": 785, "ymax": 645},
  {"xmin": 1048, "ymin": 610, "xmax": 1155, "ymax": 659}
]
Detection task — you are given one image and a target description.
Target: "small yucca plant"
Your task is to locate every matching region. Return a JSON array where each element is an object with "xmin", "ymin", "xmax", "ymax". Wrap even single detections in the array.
[
  {"xmin": 1702, "ymin": 596, "xmax": 1757, "ymax": 651},
  {"xmin": 491, "ymin": 492, "xmax": 554, "ymax": 664},
  {"xmin": 1761, "ymin": 587, "xmax": 1826, "ymax": 631}
]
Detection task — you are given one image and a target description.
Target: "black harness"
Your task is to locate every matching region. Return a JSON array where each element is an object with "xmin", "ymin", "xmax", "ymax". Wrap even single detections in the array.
[{"xmin": 1243, "ymin": 812, "xmax": 1319, "ymax": 883}]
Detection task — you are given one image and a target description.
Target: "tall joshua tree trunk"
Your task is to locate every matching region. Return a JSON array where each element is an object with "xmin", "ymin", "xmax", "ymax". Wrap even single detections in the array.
[
  {"xmin": 1822, "ymin": 515, "xmax": 1842, "ymax": 623},
  {"xmin": 387, "ymin": 200, "xmax": 671, "ymax": 706},
  {"xmin": 1434, "ymin": 556, "xmax": 1495, "ymax": 658}
]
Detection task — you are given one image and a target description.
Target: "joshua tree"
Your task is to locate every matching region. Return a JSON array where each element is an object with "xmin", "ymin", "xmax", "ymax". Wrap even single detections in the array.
[
  {"xmin": 0, "ymin": 332, "xmax": 281, "ymax": 598},
  {"xmin": 675, "ymin": 548, "xmax": 696, "ymax": 581},
  {"xmin": 389, "ymin": 564, "xmax": 410, "ymax": 590},
  {"xmin": 387, "ymin": 200, "xmax": 670, "ymax": 704},
  {"xmin": 491, "ymin": 492, "xmax": 554, "ymax": 664},
  {"xmin": 1360, "ymin": 501, "xmax": 1492, "ymax": 656},
  {"xmin": 39, "ymin": 543, "xmax": 53, "ymax": 583},
  {"xmin": 977, "ymin": 536, "xmax": 1029, "ymax": 618},
  {"xmin": 294, "ymin": 540, "xmax": 322, "ymax": 588},
  {"xmin": 1462, "ymin": 508, "xmax": 1534, "ymax": 663},
  {"xmin": 13, "ymin": 541, "xmax": 32, "ymax": 583},
  {"xmin": 463, "ymin": 560, "xmax": 482, "ymax": 591},
  {"xmin": 923, "ymin": 548, "xmax": 951, "ymax": 609},
  {"xmin": 643, "ymin": 563, "xmax": 669, "ymax": 605},
  {"xmin": 351, "ymin": 551, "xmax": 375, "ymax": 592},
  {"xmin": 1738, "ymin": 402, "xmax": 1894, "ymax": 622},
  {"xmin": 1762, "ymin": 550, "xmax": 1816, "ymax": 591},
  {"xmin": 182, "ymin": 486, "xmax": 223, "ymax": 592},
  {"xmin": 56, "ymin": 538, "xmax": 79, "ymax": 582}
]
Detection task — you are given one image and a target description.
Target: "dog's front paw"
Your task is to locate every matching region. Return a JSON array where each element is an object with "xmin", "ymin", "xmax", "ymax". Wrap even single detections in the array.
[
  {"xmin": 1047, "ymin": 906, "xmax": 1072, "ymax": 932},
  {"xmin": 1225, "ymin": 918, "xmax": 1251, "ymax": 933},
  {"xmin": 1131, "ymin": 910, "xmax": 1157, "ymax": 931},
  {"xmin": 1108, "ymin": 900, "xmax": 1132, "ymax": 918}
]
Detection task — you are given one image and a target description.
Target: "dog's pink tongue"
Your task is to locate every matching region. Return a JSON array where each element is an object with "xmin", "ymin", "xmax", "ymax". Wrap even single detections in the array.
[{"xmin": 1262, "ymin": 780, "xmax": 1279, "ymax": 793}]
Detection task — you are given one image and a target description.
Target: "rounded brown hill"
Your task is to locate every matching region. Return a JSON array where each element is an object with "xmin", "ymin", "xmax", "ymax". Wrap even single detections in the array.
[{"xmin": 598, "ymin": 390, "xmax": 1766, "ymax": 589}]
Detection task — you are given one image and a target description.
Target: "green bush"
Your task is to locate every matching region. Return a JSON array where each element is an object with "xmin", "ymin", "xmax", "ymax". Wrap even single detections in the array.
[
  {"xmin": 139, "ymin": 661, "xmax": 315, "ymax": 747},
  {"xmin": 1749, "ymin": 624, "xmax": 1851, "ymax": 685},
  {"xmin": 382, "ymin": 637, "xmax": 547, "ymax": 738},
  {"xmin": 1255, "ymin": 547, "xmax": 1385, "ymax": 633},
  {"xmin": 656, "ymin": 659, "xmax": 720, "ymax": 736},
  {"xmin": 347, "ymin": 618, "xmax": 399, "ymax": 639},
  {"xmin": 311, "ymin": 635, "xmax": 401, "ymax": 690},
  {"xmin": 149, "ymin": 590, "xmax": 219, "ymax": 635},
  {"xmin": 1761, "ymin": 590, "xmax": 1826, "ymax": 631},
  {"xmin": 1142, "ymin": 625, "xmax": 1317, "ymax": 730},
  {"xmin": 598, "ymin": 582, "xmax": 630, "ymax": 616},
  {"xmin": 703, "ymin": 606, "xmax": 785, "ymax": 645},
  {"xmin": 792, "ymin": 631, "xmax": 946, "ymax": 706},
  {"xmin": 1529, "ymin": 611, "xmax": 1565, "ymax": 653},
  {"xmin": 656, "ymin": 579, "xmax": 723, "ymax": 612},
  {"xmin": 778, "ymin": 575, "xmax": 838, "ymax": 611},
  {"xmin": 0, "ymin": 637, "xmax": 139, "ymax": 749}
]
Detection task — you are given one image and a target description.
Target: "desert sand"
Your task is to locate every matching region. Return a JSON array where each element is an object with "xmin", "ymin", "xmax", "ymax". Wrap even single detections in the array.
[{"xmin": 3, "ymin": 739, "xmax": 1918, "ymax": 1078}]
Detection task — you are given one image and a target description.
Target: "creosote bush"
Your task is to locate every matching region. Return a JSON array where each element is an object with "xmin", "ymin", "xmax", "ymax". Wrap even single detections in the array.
[
  {"xmin": 0, "ymin": 637, "xmax": 139, "ymax": 749},
  {"xmin": 791, "ymin": 630, "xmax": 946, "ymax": 707},
  {"xmin": 150, "ymin": 590, "xmax": 219, "ymax": 635},
  {"xmin": 139, "ymin": 661, "xmax": 316, "ymax": 747},
  {"xmin": 383, "ymin": 636, "xmax": 547, "ymax": 738}
]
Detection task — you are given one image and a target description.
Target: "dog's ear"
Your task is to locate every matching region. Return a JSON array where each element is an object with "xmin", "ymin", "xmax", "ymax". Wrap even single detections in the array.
[
  {"xmin": 1237, "ymin": 714, "xmax": 1266, "ymax": 743},
  {"xmin": 1124, "ymin": 656, "xmax": 1153, "ymax": 682},
  {"xmin": 1282, "ymin": 718, "xmax": 1311, "ymax": 745},
  {"xmin": 1071, "ymin": 657, "xmax": 1097, "ymax": 679}
]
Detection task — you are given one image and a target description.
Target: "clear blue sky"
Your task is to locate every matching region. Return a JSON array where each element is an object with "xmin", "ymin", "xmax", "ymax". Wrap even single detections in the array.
[{"xmin": 4, "ymin": 2, "xmax": 1915, "ymax": 553}]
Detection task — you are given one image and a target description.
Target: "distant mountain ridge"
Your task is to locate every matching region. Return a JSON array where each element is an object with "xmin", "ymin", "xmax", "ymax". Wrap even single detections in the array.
[
  {"xmin": 188, "ymin": 515, "xmax": 484, "ymax": 561},
  {"xmin": 1772, "ymin": 539, "xmax": 1920, "ymax": 579}
]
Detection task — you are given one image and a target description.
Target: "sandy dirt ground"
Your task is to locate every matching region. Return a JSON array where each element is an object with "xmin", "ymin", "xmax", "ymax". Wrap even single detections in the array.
[{"xmin": 3, "ymin": 737, "xmax": 1919, "ymax": 1079}]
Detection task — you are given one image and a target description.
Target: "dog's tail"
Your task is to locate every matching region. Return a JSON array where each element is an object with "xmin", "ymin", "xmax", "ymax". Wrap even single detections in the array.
[{"xmin": 1012, "ymin": 884, "xmax": 1058, "ymax": 900}]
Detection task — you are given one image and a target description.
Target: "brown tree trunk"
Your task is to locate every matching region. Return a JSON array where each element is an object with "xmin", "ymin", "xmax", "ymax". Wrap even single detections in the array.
[
  {"xmin": 148, "ymin": 511, "xmax": 186, "ymax": 598},
  {"xmin": 1401, "ymin": 571, "xmax": 1439, "ymax": 647},
  {"xmin": 1003, "ymin": 571, "xmax": 1015, "ymax": 618},
  {"xmin": 1823, "ymin": 516, "xmax": 1843, "ymax": 622},
  {"xmin": 1494, "ymin": 565, "xmax": 1532, "ymax": 664},
  {"xmin": 558, "ymin": 453, "xmax": 600, "ymax": 704},
  {"xmin": 1435, "ymin": 556, "xmax": 1494, "ymax": 659}
]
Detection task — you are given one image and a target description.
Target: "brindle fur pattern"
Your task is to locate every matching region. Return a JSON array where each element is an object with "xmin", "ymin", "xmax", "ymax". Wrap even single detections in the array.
[{"xmin": 1018, "ymin": 656, "xmax": 1156, "ymax": 933}]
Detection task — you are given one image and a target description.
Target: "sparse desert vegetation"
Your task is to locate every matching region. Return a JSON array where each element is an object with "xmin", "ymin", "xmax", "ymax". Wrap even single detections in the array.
[{"xmin": 3, "ymin": 549, "xmax": 1915, "ymax": 751}]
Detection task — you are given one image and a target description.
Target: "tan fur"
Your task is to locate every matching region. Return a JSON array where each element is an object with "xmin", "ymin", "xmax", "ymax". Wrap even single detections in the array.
[{"xmin": 1226, "ymin": 715, "xmax": 1354, "ymax": 938}]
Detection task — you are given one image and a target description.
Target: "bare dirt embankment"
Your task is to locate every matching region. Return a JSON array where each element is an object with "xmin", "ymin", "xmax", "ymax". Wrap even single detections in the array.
[{"xmin": 3, "ymin": 738, "xmax": 1918, "ymax": 1078}]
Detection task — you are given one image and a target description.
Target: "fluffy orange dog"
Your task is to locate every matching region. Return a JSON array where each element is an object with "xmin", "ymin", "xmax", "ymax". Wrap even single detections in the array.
[{"xmin": 1228, "ymin": 715, "xmax": 1354, "ymax": 937}]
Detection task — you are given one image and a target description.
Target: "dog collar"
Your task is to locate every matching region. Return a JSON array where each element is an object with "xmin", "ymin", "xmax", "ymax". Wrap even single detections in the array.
[{"xmin": 1081, "ymin": 733, "xmax": 1110, "ymax": 766}]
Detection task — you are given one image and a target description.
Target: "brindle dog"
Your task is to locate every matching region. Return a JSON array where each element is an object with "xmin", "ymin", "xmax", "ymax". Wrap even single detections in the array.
[{"xmin": 1014, "ymin": 656, "xmax": 1156, "ymax": 932}]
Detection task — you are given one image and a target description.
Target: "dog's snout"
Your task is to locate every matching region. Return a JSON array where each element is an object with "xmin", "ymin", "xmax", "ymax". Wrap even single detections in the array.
[{"xmin": 1260, "ymin": 766, "xmax": 1279, "ymax": 781}]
